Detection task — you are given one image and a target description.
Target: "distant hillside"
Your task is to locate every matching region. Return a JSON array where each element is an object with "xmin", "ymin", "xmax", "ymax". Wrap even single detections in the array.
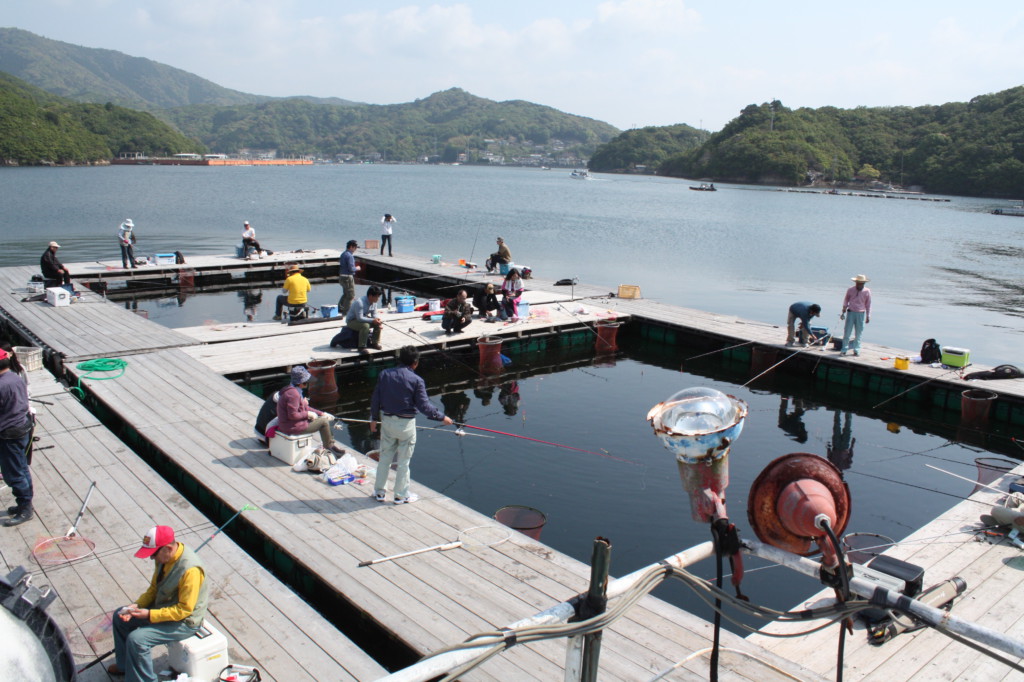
[
  {"xmin": 657, "ymin": 89, "xmax": 1024, "ymax": 196},
  {"xmin": 588, "ymin": 124, "xmax": 707, "ymax": 172},
  {"xmin": 0, "ymin": 27, "xmax": 336, "ymax": 109},
  {"xmin": 164, "ymin": 88, "xmax": 620, "ymax": 161},
  {"xmin": 0, "ymin": 71, "xmax": 203, "ymax": 165}
]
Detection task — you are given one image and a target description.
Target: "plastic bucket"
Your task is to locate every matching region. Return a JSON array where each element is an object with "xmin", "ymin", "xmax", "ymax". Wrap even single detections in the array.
[
  {"xmin": 458, "ymin": 259, "xmax": 466, "ymax": 266},
  {"xmin": 494, "ymin": 505, "xmax": 547, "ymax": 541},
  {"xmin": 320, "ymin": 305, "xmax": 338, "ymax": 318},
  {"xmin": 427, "ymin": 299, "xmax": 441, "ymax": 312},
  {"xmin": 499, "ymin": 262, "xmax": 512, "ymax": 275},
  {"xmin": 517, "ymin": 300, "xmax": 530, "ymax": 319},
  {"xmin": 894, "ymin": 356, "xmax": 909, "ymax": 370},
  {"xmin": 961, "ymin": 388, "xmax": 997, "ymax": 425},
  {"xmin": 595, "ymin": 319, "xmax": 620, "ymax": 353},
  {"xmin": 307, "ymin": 360, "xmax": 339, "ymax": 398},
  {"xmin": 432, "ymin": 254, "xmax": 442, "ymax": 264},
  {"xmin": 477, "ymin": 337, "xmax": 504, "ymax": 375},
  {"xmin": 395, "ymin": 296, "xmax": 415, "ymax": 313}
]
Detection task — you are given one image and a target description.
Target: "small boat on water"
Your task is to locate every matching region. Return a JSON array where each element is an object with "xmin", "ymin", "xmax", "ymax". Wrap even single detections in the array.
[
  {"xmin": 570, "ymin": 169, "xmax": 591, "ymax": 180},
  {"xmin": 689, "ymin": 183, "xmax": 716, "ymax": 191},
  {"xmin": 992, "ymin": 201, "xmax": 1024, "ymax": 217}
]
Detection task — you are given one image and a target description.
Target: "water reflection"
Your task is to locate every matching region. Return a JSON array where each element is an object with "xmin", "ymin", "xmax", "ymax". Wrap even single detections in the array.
[
  {"xmin": 239, "ymin": 289, "xmax": 263, "ymax": 322},
  {"xmin": 826, "ymin": 410, "xmax": 856, "ymax": 472},
  {"xmin": 499, "ymin": 381, "xmax": 521, "ymax": 416},
  {"xmin": 474, "ymin": 378, "xmax": 497, "ymax": 406},
  {"xmin": 440, "ymin": 391, "xmax": 471, "ymax": 424},
  {"xmin": 777, "ymin": 396, "xmax": 813, "ymax": 444}
]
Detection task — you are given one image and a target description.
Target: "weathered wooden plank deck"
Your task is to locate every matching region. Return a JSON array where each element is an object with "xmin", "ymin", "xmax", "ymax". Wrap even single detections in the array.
[
  {"xmin": 59, "ymin": 348, "xmax": 821, "ymax": 680},
  {"xmin": 1, "ymin": 370, "xmax": 384, "ymax": 682},
  {"xmin": 747, "ymin": 465, "xmax": 1024, "ymax": 681}
]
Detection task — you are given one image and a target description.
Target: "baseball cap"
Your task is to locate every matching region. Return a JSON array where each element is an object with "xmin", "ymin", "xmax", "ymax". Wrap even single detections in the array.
[
  {"xmin": 49, "ymin": 241, "xmax": 61, "ymax": 248},
  {"xmin": 135, "ymin": 525, "xmax": 175, "ymax": 558},
  {"xmin": 0, "ymin": 349, "xmax": 8, "ymax": 360}
]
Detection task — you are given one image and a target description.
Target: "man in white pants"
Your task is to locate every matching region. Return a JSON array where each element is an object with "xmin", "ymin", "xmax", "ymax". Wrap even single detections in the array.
[{"xmin": 369, "ymin": 346, "xmax": 452, "ymax": 504}]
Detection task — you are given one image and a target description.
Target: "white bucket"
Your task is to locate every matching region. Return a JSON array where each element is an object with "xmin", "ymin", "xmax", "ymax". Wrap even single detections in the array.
[{"xmin": 427, "ymin": 299, "xmax": 441, "ymax": 312}]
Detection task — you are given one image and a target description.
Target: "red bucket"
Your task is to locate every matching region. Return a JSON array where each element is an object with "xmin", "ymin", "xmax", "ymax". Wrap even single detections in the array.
[
  {"xmin": 494, "ymin": 505, "xmax": 547, "ymax": 541},
  {"xmin": 477, "ymin": 337, "xmax": 504, "ymax": 375},
  {"xmin": 595, "ymin": 320, "xmax": 620, "ymax": 353},
  {"xmin": 307, "ymin": 359, "xmax": 339, "ymax": 398}
]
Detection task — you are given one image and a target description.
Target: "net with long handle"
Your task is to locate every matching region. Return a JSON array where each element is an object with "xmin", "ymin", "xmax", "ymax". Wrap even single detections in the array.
[
  {"xmin": 67, "ymin": 612, "xmax": 113, "ymax": 657},
  {"xmin": 358, "ymin": 524, "xmax": 512, "ymax": 567},
  {"xmin": 33, "ymin": 481, "xmax": 98, "ymax": 565}
]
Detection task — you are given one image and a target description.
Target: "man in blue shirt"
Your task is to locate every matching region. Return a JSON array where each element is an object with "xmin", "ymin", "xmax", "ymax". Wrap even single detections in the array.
[
  {"xmin": 369, "ymin": 346, "xmax": 452, "ymax": 504},
  {"xmin": 346, "ymin": 286, "xmax": 383, "ymax": 352},
  {"xmin": 785, "ymin": 302, "xmax": 821, "ymax": 347},
  {"xmin": 336, "ymin": 240, "xmax": 360, "ymax": 316}
]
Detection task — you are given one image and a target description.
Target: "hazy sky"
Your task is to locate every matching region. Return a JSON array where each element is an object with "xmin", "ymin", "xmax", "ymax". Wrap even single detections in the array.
[{"xmin": 6, "ymin": 1, "xmax": 1023, "ymax": 131}]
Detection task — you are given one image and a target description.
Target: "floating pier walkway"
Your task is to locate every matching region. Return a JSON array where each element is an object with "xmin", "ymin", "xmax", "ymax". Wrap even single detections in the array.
[{"xmin": 2, "ymin": 248, "xmax": 1023, "ymax": 680}]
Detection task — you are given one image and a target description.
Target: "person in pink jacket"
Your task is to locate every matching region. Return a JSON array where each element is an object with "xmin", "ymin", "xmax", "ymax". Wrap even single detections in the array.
[{"xmin": 276, "ymin": 366, "xmax": 345, "ymax": 453}]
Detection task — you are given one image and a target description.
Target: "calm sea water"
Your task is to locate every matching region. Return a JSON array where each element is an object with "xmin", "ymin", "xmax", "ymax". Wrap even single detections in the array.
[
  {"xmin": 1, "ymin": 164, "xmax": 1021, "ymax": 361},
  {"xmin": 2, "ymin": 165, "xmax": 1020, "ymax": 629}
]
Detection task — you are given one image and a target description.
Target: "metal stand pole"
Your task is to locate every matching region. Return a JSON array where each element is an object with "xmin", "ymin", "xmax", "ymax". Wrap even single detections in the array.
[{"xmin": 580, "ymin": 538, "xmax": 611, "ymax": 682}]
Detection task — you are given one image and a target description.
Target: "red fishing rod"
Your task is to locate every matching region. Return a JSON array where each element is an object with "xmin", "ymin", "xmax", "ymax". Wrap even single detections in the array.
[{"xmin": 455, "ymin": 422, "xmax": 638, "ymax": 465}]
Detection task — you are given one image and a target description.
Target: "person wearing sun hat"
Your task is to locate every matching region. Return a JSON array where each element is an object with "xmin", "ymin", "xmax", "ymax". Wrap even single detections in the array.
[
  {"xmin": 108, "ymin": 525, "xmax": 209, "ymax": 680},
  {"xmin": 275, "ymin": 365, "xmax": 345, "ymax": 454},
  {"xmin": 273, "ymin": 262, "xmax": 311, "ymax": 320},
  {"xmin": 118, "ymin": 219, "xmax": 137, "ymax": 269},
  {"xmin": 840, "ymin": 274, "xmax": 872, "ymax": 356}
]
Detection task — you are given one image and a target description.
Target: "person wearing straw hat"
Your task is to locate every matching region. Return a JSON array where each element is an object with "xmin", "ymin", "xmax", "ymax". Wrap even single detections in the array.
[
  {"xmin": 0, "ymin": 348, "xmax": 33, "ymax": 527},
  {"xmin": 370, "ymin": 346, "xmax": 453, "ymax": 504},
  {"xmin": 276, "ymin": 366, "xmax": 345, "ymax": 453},
  {"xmin": 840, "ymin": 274, "xmax": 872, "ymax": 356},
  {"xmin": 273, "ymin": 263, "xmax": 311, "ymax": 320},
  {"xmin": 108, "ymin": 525, "xmax": 209, "ymax": 681},
  {"xmin": 40, "ymin": 241, "xmax": 71, "ymax": 288}
]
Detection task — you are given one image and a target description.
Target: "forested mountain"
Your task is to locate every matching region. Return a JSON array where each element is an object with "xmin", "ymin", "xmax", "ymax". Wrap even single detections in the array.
[
  {"xmin": 162, "ymin": 88, "xmax": 619, "ymax": 161},
  {"xmin": 588, "ymin": 124, "xmax": 707, "ymax": 172},
  {"xmin": 0, "ymin": 72, "xmax": 203, "ymax": 164},
  {"xmin": 649, "ymin": 89, "xmax": 1024, "ymax": 196}
]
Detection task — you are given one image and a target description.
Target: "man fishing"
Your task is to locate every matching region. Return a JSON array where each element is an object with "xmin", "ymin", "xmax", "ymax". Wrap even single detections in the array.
[
  {"xmin": 273, "ymin": 263, "xmax": 310, "ymax": 320},
  {"xmin": 840, "ymin": 274, "xmax": 872, "ymax": 356},
  {"xmin": 485, "ymin": 237, "xmax": 512, "ymax": 274},
  {"xmin": 346, "ymin": 285, "xmax": 383, "ymax": 353},
  {"xmin": 785, "ymin": 301, "xmax": 821, "ymax": 347},
  {"xmin": 369, "ymin": 346, "xmax": 452, "ymax": 504},
  {"xmin": 337, "ymin": 239, "xmax": 360, "ymax": 315},
  {"xmin": 108, "ymin": 525, "xmax": 209, "ymax": 682},
  {"xmin": 40, "ymin": 241, "xmax": 71, "ymax": 288}
]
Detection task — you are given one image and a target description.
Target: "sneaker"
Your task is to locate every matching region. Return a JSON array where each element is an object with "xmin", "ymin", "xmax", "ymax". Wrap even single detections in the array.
[
  {"xmin": 370, "ymin": 343, "xmax": 383, "ymax": 350},
  {"xmin": 329, "ymin": 443, "xmax": 347, "ymax": 455},
  {"xmin": 853, "ymin": 350, "xmax": 860, "ymax": 356},
  {"xmin": 839, "ymin": 351, "xmax": 847, "ymax": 356},
  {"xmin": 272, "ymin": 315, "xmax": 282, "ymax": 321},
  {"xmin": 374, "ymin": 490, "xmax": 387, "ymax": 502},
  {"xmin": 4, "ymin": 507, "xmax": 33, "ymax": 527},
  {"xmin": 393, "ymin": 493, "xmax": 419, "ymax": 505},
  {"xmin": 785, "ymin": 342, "xmax": 795, "ymax": 347},
  {"xmin": 107, "ymin": 662, "xmax": 125, "ymax": 676},
  {"xmin": 6, "ymin": 505, "xmax": 18, "ymax": 516},
  {"xmin": 357, "ymin": 347, "xmax": 369, "ymax": 354}
]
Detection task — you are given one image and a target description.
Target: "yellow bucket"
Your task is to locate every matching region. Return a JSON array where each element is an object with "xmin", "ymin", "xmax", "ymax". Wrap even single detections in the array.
[{"xmin": 894, "ymin": 357, "xmax": 909, "ymax": 370}]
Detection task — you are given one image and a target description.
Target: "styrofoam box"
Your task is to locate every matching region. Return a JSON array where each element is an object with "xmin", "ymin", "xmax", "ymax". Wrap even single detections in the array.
[
  {"xmin": 154, "ymin": 253, "xmax": 177, "ymax": 265},
  {"xmin": 941, "ymin": 346, "xmax": 971, "ymax": 368},
  {"xmin": 168, "ymin": 621, "xmax": 229, "ymax": 682},
  {"xmin": 269, "ymin": 431, "xmax": 316, "ymax": 465},
  {"xmin": 45, "ymin": 287, "xmax": 70, "ymax": 307}
]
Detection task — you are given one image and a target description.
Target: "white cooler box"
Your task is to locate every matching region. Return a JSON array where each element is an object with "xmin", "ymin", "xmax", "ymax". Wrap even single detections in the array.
[
  {"xmin": 269, "ymin": 431, "xmax": 317, "ymax": 465},
  {"xmin": 46, "ymin": 287, "xmax": 71, "ymax": 307},
  {"xmin": 168, "ymin": 621, "xmax": 229, "ymax": 682}
]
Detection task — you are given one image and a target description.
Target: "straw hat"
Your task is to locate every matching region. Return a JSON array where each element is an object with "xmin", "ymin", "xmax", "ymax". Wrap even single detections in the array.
[
  {"xmin": 124, "ymin": 219, "xmax": 134, "ymax": 228},
  {"xmin": 285, "ymin": 263, "xmax": 303, "ymax": 274},
  {"xmin": 851, "ymin": 274, "xmax": 870, "ymax": 283}
]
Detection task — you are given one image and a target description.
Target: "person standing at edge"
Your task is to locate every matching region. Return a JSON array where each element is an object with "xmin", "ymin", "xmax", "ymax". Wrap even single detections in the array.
[
  {"xmin": 785, "ymin": 302, "xmax": 821, "ymax": 347},
  {"xmin": 0, "ymin": 348, "xmax": 33, "ymax": 527},
  {"xmin": 380, "ymin": 213, "xmax": 396, "ymax": 256},
  {"xmin": 118, "ymin": 219, "xmax": 137, "ymax": 269},
  {"xmin": 41, "ymin": 241, "xmax": 71, "ymax": 288},
  {"xmin": 369, "ymin": 346, "xmax": 453, "ymax": 504},
  {"xmin": 276, "ymin": 366, "xmax": 345, "ymax": 454},
  {"xmin": 107, "ymin": 525, "xmax": 209, "ymax": 681},
  {"xmin": 337, "ymin": 240, "xmax": 360, "ymax": 315},
  {"xmin": 840, "ymin": 274, "xmax": 872, "ymax": 356},
  {"xmin": 273, "ymin": 263, "xmax": 311, "ymax": 320},
  {"xmin": 346, "ymin": 286, "xmax": 384, "ymax": 352},
  {"xmin": 486, "ymin": 237, "xmax": 512, "ymax": 274}
]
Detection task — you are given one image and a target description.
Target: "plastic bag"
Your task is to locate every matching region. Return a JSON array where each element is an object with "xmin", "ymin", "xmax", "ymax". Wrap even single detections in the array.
[{"xmin": 322, "ymin": 453, "xmax": 358, "ymax": 485}]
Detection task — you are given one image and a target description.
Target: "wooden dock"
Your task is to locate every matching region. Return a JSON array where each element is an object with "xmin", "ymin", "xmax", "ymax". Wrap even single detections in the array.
[
  {"xmin": 3, "ymin": 249, "xmax": 1023, "ymax": 680},
  {"xmin": 1, "ymin": 370, "xmax": 384, "ymax": 682}
]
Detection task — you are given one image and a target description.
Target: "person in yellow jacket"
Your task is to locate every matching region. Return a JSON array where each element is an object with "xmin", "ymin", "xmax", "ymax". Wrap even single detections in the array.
[
  {"xmin": 273, "ymin": 263, "xmax": 311, "ymax": 320},
  {"xmin": 108, "ymin": 525, "xmax": 209, "ymax": 681}
]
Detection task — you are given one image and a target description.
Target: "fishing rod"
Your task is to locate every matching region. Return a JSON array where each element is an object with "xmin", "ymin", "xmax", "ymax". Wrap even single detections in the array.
[
  {"xmin": 872, "ymin": 366, "xmax": 968, "ymax": 409},
  {"xmin": 455, "ymin": 422, "xmax": 638, "ymax": 465},
  {"xmin": 683, "ymin": 340, "xmax": 755, "ymax": 363},
  {"xmin": 334, "ymin": 416, "xmax": 494, "ymax": 438},
  {"xmin": 741, "ymin": 347, "xmax": 808, "ymax": 387}
]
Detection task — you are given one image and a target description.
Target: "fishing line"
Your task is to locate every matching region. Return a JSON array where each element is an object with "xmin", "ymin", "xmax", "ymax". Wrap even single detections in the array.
[
  {"xmin": 334, "ymin": 416, "xmax": 493, "ymax": 438},
  {"xmin": 683, "ymin": 340, "xmax": 755, "ymax": 363},
  {"xmin": 455, "ymin": 422, "xmax": 638, "ymax": 465},
  {"xmin": 872, "ymin": 367, "xmax": 967, "ymax": 409},
  {"xmin": 846, "ymin": 470, "xmax": 995, "ymax": 506}
]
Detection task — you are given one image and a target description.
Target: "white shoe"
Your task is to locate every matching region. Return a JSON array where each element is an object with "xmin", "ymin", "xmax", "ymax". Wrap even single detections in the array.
[
  {"xmin": 374, "ymin": 490, "xmax": 387, "ymax": 502},
  {"xmin": 393, "ymin": 493, "xmax": 419, "ymax": 505}
]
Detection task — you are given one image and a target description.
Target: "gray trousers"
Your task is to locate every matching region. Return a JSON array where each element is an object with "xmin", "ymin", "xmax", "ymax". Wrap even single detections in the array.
[
  {"xmin": 112, "ymin": 609, "xmax": 198, "ymax": 682},
  {"xmin": 337, "ymin": 274, "xmax": 356, "ymax": 315}
]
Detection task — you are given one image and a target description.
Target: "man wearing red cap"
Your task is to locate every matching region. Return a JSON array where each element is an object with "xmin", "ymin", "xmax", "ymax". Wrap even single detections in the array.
[{"xmin": 108, "ymin": 525, "xmax": 209, "ymax": 681}]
